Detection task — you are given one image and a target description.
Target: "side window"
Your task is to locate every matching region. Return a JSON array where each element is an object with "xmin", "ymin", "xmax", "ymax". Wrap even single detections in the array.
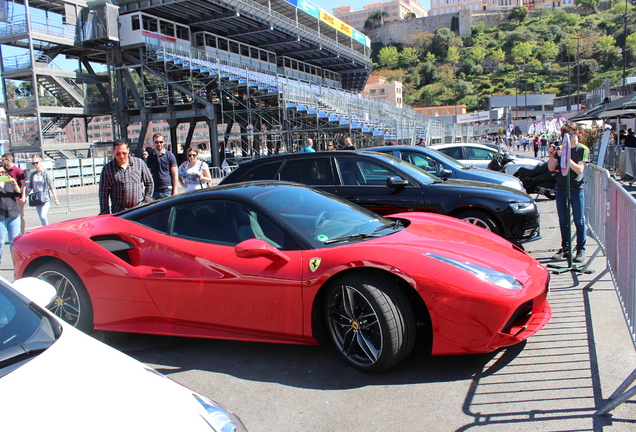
[
  {"xmin": 169, "ymin": 200, "xmax": 293, "ymax": 249},
  {"xmin": 133, "ymin": 207, "xmax": 171, "ymax": 233},
  {"xmin": 438, "ymin": 147, "xmax": 463, "ymax": 160},
  {"xmin": 405, "ymin": 152, "xmax": 438, "ymax": 173},
  {"xmin": 337, "ymin": 158, "xmax": 398, "ymax": 186},
  {"xmin": 278, "ymin": 158, "xmax": 332, "ymax": 185},
  {"xmin": 239, "ymin": 162, "xmax": 282, "ymax": 181},
  {"xmin": 465, "ymin": 147, "xmax": 494, "ymax": 160}
]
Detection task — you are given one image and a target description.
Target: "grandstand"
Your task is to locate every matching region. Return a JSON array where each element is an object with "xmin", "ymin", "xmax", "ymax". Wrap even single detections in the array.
[{"xmin": 1, "ymin": 0, "xmax": 474, "ymax": 166}]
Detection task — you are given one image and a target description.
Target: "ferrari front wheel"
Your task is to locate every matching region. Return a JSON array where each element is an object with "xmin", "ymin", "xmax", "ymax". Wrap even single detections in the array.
[
  {"xmin": 324, "ymin": 272, "xmax": 415, "ymax": 373},
  {"xmin": 31, "ymin": 261, "xmax": 93, "ymax": 333}
]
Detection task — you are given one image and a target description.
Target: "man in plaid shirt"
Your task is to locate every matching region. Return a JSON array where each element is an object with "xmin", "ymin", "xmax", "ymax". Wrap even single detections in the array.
[{"xmin": 99, "ymin": 139, "xmax": 154, "ymax": 215}]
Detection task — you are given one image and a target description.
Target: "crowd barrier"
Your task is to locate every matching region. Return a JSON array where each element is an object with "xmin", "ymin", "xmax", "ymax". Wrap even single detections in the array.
[{"xmin": 584, "ymin": 164, "xmax": 636, "ymax": 415}]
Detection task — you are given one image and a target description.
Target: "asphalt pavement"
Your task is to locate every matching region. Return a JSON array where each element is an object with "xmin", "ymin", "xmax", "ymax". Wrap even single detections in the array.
[{"xmin": 2, "ymin": 192, "xmax": 635, "ymax": 430}]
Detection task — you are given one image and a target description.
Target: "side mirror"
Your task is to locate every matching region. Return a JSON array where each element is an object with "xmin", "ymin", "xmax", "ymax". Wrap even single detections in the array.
[
  {"xmin": 438, "ymin": 169, "xmax": 452, "ymax": 177},
  {"xmin": 386, "ymin": 176, "xmax": 409, "ymax": 187},
  {"xmin": 235, "ymin": 238, "xmax": 290, "ymax": 264},
  {"xmin": 11, "ymin": 277, "xmax": 57, "ymax": 308}
]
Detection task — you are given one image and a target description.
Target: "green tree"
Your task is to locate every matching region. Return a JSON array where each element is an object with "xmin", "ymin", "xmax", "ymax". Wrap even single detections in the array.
[
  {"xmin": 405, "ymin": 11, "xmax": 416, "ymax": 19},
  {"xmin": 509, "ymin": 6, "xmax": 529, "ymax": 24},
  {"xmin": 467, "ymin": 45, "xmax": 487, "ymax": 64},
  {"xmin": 399, "ymin": 47, "xmax": 420, "ymax": 67},
  {"xmin": 511, "ymin": 42, "xmax": 533, "ymax": 63},
  {"xmin": 538, "ymin": 41, "xmax": 559, "ymax": 61},
  {"xmin": 490, "ymin": 47, "xmax": 506, "ymax": 63},
  {"xmin": 377, "ymin": 46, "xmax": 400, "ymax": 69},
  {"xmin": 594, "ymin": 35, "xmax": 620, "ymax": 65},
  {"xmin": 445, "ymin": 45, "xmax": 460, "ymax": 76},
  {"xmin": 425, "ymin": 52, "xmax": 437, "ymax": 63},
  {"xmin": 575, "ymin": 0, "xmax": 598, "ymax": 13}
]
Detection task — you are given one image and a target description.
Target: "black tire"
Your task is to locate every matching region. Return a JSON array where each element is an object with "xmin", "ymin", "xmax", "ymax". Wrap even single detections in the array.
[
  {"xmin": 544, "ymin": 190, "xmax": 556, "ymax": 200},
  {"xmin": 324, "ymin": 272, "xmax": 415, "ymax": 373},
  {"xmin": 456, "ymin": 210, "xmax": 500, "ymax": 235},
  {"xmin": 31, "ymin": 261, "xmax": 94, "ymax": 333}
]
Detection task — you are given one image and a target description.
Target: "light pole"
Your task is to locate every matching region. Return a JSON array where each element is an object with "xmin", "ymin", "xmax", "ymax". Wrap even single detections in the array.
[{"xmin": 621, "ymin": 0, "xmax": 628, "ymax": 94}]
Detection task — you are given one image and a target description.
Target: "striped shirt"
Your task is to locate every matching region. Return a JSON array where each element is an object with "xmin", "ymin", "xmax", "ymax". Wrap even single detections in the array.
[{"xmin": 99, "ymin": 156, "xmax": 154, "ymax": 214}]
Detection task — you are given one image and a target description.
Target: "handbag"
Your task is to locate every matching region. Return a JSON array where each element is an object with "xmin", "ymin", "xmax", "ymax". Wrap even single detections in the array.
[{"xmin": 28, "ymin": 191, "xmax": 46, "ymax": 207}]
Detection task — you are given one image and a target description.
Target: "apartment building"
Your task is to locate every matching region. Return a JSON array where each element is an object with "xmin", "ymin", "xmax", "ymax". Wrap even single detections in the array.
[
  {"xmin": 361, "ymin": 75, "xmax": 404, "ymax": 108},
  {"xmin": 333, "ymin": 0, "xmax": 427, "ymax": 31},
  {"xmin": 428, "ymin": 0, "xmax": 576, "ymax": 16}
]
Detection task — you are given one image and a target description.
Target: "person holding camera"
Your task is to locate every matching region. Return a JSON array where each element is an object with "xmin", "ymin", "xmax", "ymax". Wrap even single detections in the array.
[
  {"xmin": 27, "ymin": 156, "xmax": 59, "ymax": 226},
  {"xmin": 178, "ymin": 148, "xmax": 212, "ymax": 192},
  {"xmin": 548, "ymin": 121, "xmax": 589, "ymax": 263},
  {"xmin": 0, "ymin": 165, "xmax": 21, "ymax": 265}
]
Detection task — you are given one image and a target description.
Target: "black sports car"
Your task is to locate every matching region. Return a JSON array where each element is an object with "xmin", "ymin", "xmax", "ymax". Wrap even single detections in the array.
[{"xmin": 220, "ymin": 151, "xmax": 541, "ymax": 244}]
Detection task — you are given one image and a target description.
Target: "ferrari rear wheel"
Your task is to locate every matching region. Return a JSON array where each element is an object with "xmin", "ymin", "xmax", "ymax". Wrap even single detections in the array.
[
  {"xmin": 324, "ymin": 272, "xmax": 415, "ymax": 373},
  {"xmin": 456, "ymin": 210, "xmax": 500, "ymax": 235},
  {"xmin": 31, "ymin": 261, "xmax": 93, "ymax": 333}
]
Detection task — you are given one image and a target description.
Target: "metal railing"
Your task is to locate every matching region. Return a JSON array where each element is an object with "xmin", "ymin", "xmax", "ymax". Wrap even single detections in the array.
[{"xmin": 583, "ymin": 164, "xmax": 636, "ymax": 415}]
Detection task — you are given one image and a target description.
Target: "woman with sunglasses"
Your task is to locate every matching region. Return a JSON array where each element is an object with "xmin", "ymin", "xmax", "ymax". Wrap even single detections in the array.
[
  {"xmin": 0, "ymin": 165, "xmax": 21, "ymax": 265},
  {"xmin": 27, "ymin": 156, "xmax": 59, "ymax": 226},
  {"xmin": 178, "ymin": 148, "xmax": 212, "ymax": 192}
]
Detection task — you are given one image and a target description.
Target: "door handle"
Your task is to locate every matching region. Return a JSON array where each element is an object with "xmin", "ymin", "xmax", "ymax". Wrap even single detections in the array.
[{"xmin": 151, "ymin": 267, "xmax": 167, "ymax": 274}]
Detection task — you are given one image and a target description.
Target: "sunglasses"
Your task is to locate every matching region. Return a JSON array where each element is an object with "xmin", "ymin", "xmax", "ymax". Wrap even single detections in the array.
[
  {"xmin": 33, "ymin": 161, "xmax": 40, "ymax": 165},
  {"xmin": 188, "ymin": 154, "xmax": 197, "ymax": 157},
  {"xmin": 115, "ymin": 152, "xmax": 129, "ymax": 156},
  {"xmin": 154, "ymin": 141, "xmax": 164, "ymax": 144}
]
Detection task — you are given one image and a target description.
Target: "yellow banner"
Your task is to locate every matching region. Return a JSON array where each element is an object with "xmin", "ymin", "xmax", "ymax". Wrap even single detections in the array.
[{"xmin": 320, "ymin": 10, "xmax": 353, "ymax": 37}]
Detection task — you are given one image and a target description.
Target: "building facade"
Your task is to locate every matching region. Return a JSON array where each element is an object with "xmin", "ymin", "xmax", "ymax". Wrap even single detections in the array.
[
  {"xmin": 361, "ymin": 75, "xmax": 404, "ymax": 108},
  {"xmin": 333, "ymin": 0, "xmax": 427, "ymax": 31}
]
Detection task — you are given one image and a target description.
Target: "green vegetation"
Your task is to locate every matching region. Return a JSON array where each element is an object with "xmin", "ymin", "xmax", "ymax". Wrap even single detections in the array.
[{"xmin": 371, "ymin": 5, "xmax": 635, "ymax": 110}]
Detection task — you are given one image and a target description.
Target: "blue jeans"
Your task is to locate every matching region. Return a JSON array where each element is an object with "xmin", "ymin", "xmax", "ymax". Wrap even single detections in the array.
[
  {"xmin": 35, "ymin": 201, "xmax": 51, "ymax": 226},
  {"xmin": 153, "ymin": 189, "xmax": 172, "ymax": 200},
  {"xmin": 555, "ymin": 188, "xmax": 586, "ymax": 253},
  {"xmin": 0, "ymin": 216, "xmax": 20, "ymax": 264}
]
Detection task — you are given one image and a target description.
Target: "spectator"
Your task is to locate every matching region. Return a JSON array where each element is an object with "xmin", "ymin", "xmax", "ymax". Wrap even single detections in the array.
[
  {"xmin": 0, "ymin": 165, "xmax": 21, "ymax": 265},
  {"xmin": 326, "ymin": 140, "xmax": 336, "ymax": 151},
  {"xmin": 1, "ymin": 153, "xmax": 26, "ymax": 234},
  {"xmin": 178, "ymin": 148, "xmax": 212, "ymax": 192},
  {"xmin": 532, "ymin": 136, "xmax": 540, "ymax": 157},
  {"xmin": 343, "ymin": 136, "xmax": 356, "ymax": 150},
  {"xmin": 540, "ymin": 134, "xmax": 548, "ymax": 158},
  {"xmin": 624, "ymin": 129, "xmax": 636, "ymax": 148},
  {"xmin": 141, "ymin": 150, "xmax": 149, "ymax": 164},
  {"xmin": 387, "ymin": 140, "xmax": 397, "ymax": 146},
  {"xmin": 146, "ymin": 133, "xmax": 179, "ymax": 199},
  {"xmin": 300, "ymin": 138, "xmax": 316, "ymax": 153},
  {"xmin": 548, "ymin": 120, "xmax": 588, "ymax": 264},
  {"xmin": 99, "ymin": 139, "xmax": 154, "ymax": 215},
  {"xmin": 27, "ymin": 156, "xmax": 59, "ymax": 226}
]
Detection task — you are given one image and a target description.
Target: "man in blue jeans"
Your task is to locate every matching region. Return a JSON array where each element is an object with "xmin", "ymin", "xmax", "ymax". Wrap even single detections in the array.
[
  {"xmin": 147, "ymin": 133, "xmax": 179, "ymax": 199},
  {"xmin": 547, "ymin": 121, "xmax": 589, "ymax": 263}
]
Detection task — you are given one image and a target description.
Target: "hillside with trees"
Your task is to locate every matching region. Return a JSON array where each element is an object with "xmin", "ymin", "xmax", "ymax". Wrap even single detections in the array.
[{"xmin": 370, "ymin": 4, "xmax": 636, "ymax": 111}]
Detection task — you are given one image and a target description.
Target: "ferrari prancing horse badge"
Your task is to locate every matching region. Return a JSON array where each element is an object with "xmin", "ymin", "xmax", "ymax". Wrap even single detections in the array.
[{"xmin": 309, "ymin": 258, "xmax": 322, "ymax": 272}]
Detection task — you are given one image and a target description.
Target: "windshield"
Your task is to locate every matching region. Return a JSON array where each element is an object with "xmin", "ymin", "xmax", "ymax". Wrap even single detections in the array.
[
  {"xmin": 424, "ymin": 148, "xmax": 469, "ymax": 169},
  {"xmin": 254, "ymin": 186, "xmax": 403, "ymax": 249},
  {"xmin": 364, "ymin": 152, "xmax": 440, "ymax": 185},
  {"xmin": 0, "ymin": 284, "xmax": 58, "ymax": 376}
]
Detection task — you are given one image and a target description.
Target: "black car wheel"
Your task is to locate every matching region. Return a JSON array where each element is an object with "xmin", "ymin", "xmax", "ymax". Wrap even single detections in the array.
[
  {"xmin": 324, "ymin": 272, "xmax": 415, "ymax": 373},
  {"xmin": 32, "ymin": 261, "xmax": 94, "ymax": 332},
  {"xmin": 456, "ymin": 210, "xmax": 500, "ymax": 235}
]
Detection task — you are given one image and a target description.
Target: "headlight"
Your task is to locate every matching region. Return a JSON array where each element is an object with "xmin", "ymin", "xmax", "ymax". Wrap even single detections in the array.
[
  {"xmin": 509, "ymin": 201, "xmax": 536, "ymax": 214},
  {"xmin": 194, "ymin": 394, "xmax": 249, "ymax": 432},
  {"xmin": 502, "ymin": 179, "xmax": 524, "ymax": 191},
  {"xmin": 425, "ymin": 253, "xmax": 522, "ymax": 290}
]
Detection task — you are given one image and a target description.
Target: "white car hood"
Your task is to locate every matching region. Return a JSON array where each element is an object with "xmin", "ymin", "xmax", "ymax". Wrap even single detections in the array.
[{"xmin": 0, "ymin": 322, "xmax": 231, "ymax": 431}]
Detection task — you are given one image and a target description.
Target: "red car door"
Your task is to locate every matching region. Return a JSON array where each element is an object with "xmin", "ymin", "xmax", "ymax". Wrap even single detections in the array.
[{"xmin": 139, "ymin": 201, "xmax": 307, "ymax": 341}]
